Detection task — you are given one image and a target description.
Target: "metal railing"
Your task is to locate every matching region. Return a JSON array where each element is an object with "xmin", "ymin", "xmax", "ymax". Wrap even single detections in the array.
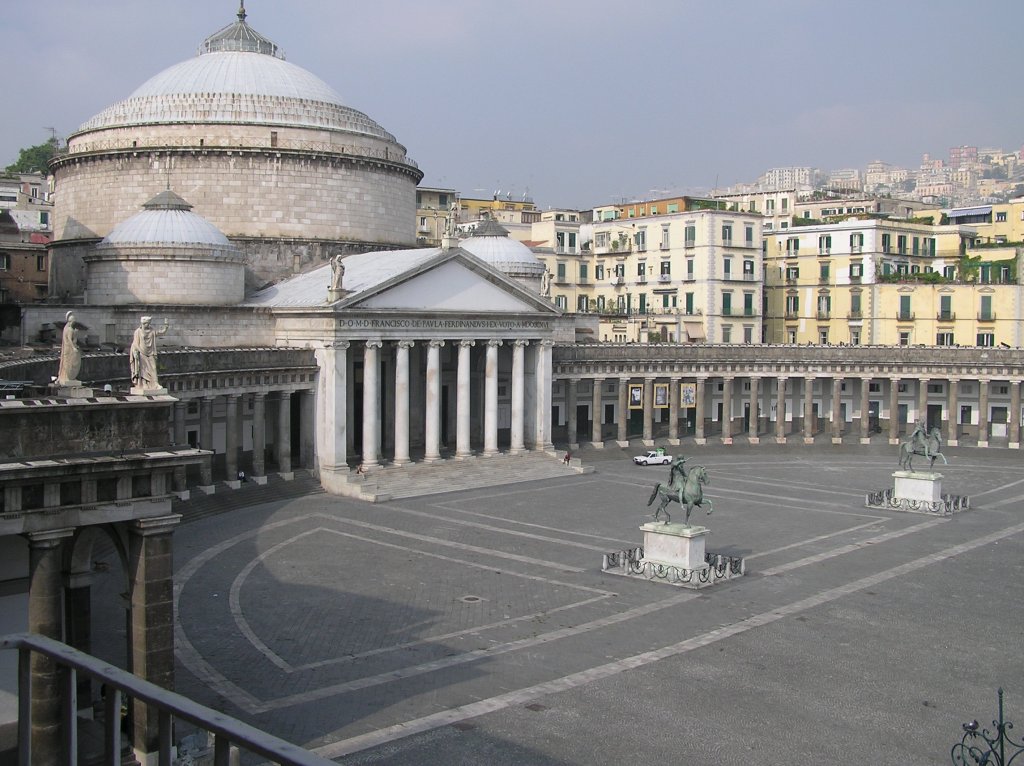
[
  {"xmin": 937, "ymin": 312, "xmax": 956, "ymax": 321},
  {"xmin": 2, "ymin": 633, "xmax": 334, "ymax": 766}
]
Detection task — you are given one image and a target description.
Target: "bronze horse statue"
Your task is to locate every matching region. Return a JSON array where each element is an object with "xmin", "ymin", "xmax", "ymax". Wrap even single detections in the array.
[
  {"xmin": 647, "ymin": 462, "xmax": 712, "ymax": 526},
  {"xmin": 898, "ymin": 426, "xmax": 947, "ymax": 471}
]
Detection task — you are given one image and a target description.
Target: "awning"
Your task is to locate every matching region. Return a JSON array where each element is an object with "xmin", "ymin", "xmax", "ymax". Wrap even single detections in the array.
[
  {"xmin": 684, "ymin": 321, "xmax": 705, "ymax": 340},
  {"xmin": 947, "ymin": 206, "xmax": 992, "ymax": 218}
]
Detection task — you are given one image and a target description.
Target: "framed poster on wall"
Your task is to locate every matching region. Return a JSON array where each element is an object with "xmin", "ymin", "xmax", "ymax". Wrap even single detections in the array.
[
  {"xmin": 628, "ymin": 383, "xmax": 644, "ymax": 409},
  {"xmin": 654, "ymin": 383, "xmax": 669, "ymax": 408},
  {"xmin": 680, "ymin": 382, "xmax": 697, "ymax": 408}
]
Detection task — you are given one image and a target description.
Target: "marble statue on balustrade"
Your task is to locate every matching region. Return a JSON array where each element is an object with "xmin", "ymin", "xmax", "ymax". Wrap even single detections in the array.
[
  {"xmin": 130, "ymin": 315, "xmax": 169, "ymax": 394},
  {"xmin": 56, "ymin": 311, "xmax": 82, "ymax": 385},
  {"xmin": 540, "ymin": 268, "xmax": 552, "ymax": 298}
]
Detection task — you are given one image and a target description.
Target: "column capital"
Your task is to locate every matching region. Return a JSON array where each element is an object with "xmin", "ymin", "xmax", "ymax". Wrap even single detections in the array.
[
  {"xmin": 25, "ymin": 528, "xmax": 76, "ymax": 547},
  {"xmin": 253, "ymin": 391, "xmax": 267, "ymax": 402},
  {"xmin": 513, "ymin": 339, "xmax": 530, "ymax": 348},
  {"xmin": 395, "ymin": 340, "xmax": 415, "ymax": 350},
  {"xmin": 130, "ymin": 514, "xmax": 183, "ymax": 537},
  {"xmin": 226, "ymin": 392, "xmax": 241, "ymax": 401},
  {"xmin": 429, "ymin": 339, "xmax": 446, "ymax": 349},
  {"xmin": 540, "ymin": 339, "xmax": 555, "ymax": 348},
  {"xmin": 365, "ymin": 339, "xmax": 383, "ymax": 350},
  {"xmin": 326, "ymin": 340, "xmax": 351, "ymax": 351},
  {"xmin": 458, "ymin": 339, "xmax": 476, "ymax": 349},
  {"xmin": 486, "ymin": 339, "xmax": 503, "ymax": 348}
]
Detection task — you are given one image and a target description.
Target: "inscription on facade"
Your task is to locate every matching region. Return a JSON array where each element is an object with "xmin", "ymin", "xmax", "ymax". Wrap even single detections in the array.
[{"xmin": 337, "ymin": 318, "xmax": 548, "ymax": 331}]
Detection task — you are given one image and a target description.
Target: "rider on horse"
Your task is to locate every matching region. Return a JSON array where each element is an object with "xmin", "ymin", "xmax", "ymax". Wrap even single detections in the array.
[{"xmin": 909, "ymin": 418, "xmax": 931, "ymax": 458}]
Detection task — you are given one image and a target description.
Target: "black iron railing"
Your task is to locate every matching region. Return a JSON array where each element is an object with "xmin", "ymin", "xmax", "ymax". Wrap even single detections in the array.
[{"xmin": 2, "ymin": 633, "xmax": 334, "ymax": 766}]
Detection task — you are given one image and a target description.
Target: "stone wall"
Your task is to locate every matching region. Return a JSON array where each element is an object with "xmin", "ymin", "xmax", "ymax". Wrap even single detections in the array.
[
  {"xmin": 85, "ymin": 250, "xmax": 245, "ymax": 305},
  {"xmin": 0, "ymin": 397, "xmax": 173, "ymax": 460}
]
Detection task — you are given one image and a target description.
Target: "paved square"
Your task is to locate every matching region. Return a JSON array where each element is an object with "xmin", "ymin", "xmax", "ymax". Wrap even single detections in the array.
[{"xmin": 165, "ymin": 443, "xmax": 1024, "ymax": 764}]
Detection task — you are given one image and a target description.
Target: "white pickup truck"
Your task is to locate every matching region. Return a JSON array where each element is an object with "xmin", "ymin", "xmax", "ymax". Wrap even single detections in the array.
[{"xmin": 633, "ymin": 450, "xmax": 672, "ymax": 466}]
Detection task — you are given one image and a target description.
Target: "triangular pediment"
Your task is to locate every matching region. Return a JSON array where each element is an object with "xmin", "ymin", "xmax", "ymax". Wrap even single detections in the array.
[{"xmin": 339, "ymin": 248, "xmax": 559, "ymax": 315}]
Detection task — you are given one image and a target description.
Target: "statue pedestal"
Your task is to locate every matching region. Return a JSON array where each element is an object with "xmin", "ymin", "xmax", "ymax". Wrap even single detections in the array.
[
  {"xmin": 51, "ymin": 383, "xmax": 92, "ymax": 398},
  {"xmin": 131, "ymin": 386, "xmax": 168, "ymax": 396},
  {"xmin": 892, "ymin": 470, "xmax": 942, "ymax": 503},
  {"xmin": 639, "ymin": 522, "xmax": 708, "ymax": 570},
  {"xmin": 865, "ymin": 471, "xmax": 969, "ymax": 516}
]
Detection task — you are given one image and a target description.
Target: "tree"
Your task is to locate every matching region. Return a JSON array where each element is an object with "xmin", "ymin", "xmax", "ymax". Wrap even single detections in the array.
[{"xmin": 5, "ymin": 138, "xmax": 58, "ymax": 174}]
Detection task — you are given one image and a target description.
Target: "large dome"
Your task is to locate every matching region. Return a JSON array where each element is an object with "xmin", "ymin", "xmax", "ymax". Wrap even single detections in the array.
[{"xmin": 74, "ymin": 8, "xmax": 396, "ymax": 141}]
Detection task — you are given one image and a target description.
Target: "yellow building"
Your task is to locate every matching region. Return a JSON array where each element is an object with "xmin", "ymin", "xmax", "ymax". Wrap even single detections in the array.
[
  {"xmin": 414, "ymin": 186, "xmax": 456, "ymax": 246},
  {"xmin": 459, "ymin": 194, "xmax": 538, "ymax": 225}
]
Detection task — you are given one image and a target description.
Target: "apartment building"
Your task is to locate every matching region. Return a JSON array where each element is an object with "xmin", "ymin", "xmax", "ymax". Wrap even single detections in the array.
[
  {"xmin": 414, "ymin": 186, "xmax": 457, "ymax": 246},
  {"xmin": 584, "ymin": 208, "xmax": 763, "ymax": 344}
]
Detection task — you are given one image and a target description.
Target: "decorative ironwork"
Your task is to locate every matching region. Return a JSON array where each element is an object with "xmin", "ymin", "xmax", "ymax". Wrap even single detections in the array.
[
  {"xmin": 865, "ymin": 488, "xmax": 969, "ymax": 515},
  {"xmin": 601, "ymin": 546, "xmax": 744, "ymax": 586},
  {"xmin": 951, "ymin": 688, "xmax": 1023, "ymax": 765}
]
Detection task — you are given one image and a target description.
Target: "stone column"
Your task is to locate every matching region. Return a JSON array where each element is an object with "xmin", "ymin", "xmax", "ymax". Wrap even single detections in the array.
[
  {"xmin": 128, "ymin": 515, "xmax": 181, "ymax": 758},
  {"xmin": 947, "ymin": 378, "xmax": 959, "ymax": 447},
  {"xmin": 26, "ymin": 528, "xmax": 74, "ymax": 765},
  {"xmin": 978, "ymin": 379, "xmax": 990, "ymax": 447},
  {"xmin": 315, "ymin": 343, "xmax": 349, "ymax": 490},
  {"xmin": 456, "ymin": 340, "xmax": 475, "ymax": 458},
  {"xmin": 199, "ymin": 396, "xmax": 214, "ymax": 487},
  {"xmin": 803, "ymin": 376, "xmax": 815, "ymax": 444},
  {"xmin": 642, "ymin": 378, "xmax": 655, "ymax": 447},
  {"xmin": 591, "ymin": 376, "xmax": 606, "ymax": 447},
  {"xmin": 1010, "ymin": 380, "xmax": 1021, "ymax": 449},
  {"xmin": 831, "ymin": 377, "xmax": 843, "ymax": 444},
  {"xmin": 534, "ymin": 340, "xmax": 554, "ymax": 451},
  {"xmin": 224, "ymin": 393, "xmax": 240, "ymax": 485},
  {"xmin": 425, "ymin": 340, "xmax": 445, "ymax": 461},
  {"xmin": 888, "ymin": 377, "xmax": 901, "ymax": 445},
  {"xmin": 566, "ymin": 378, "xmax": 580, "ymax": 450},
  {"xmin": 775, "ymin": 377, "xmax": 787, "ymax": 443},
  {"xmin": 483, "ymin": 340, "xmax": 502, "ymax": 456},
  {"xmin": 748, "ymin": 377, "xmax": 760, "ymax": 443},
  {"xmin": 694, "ymin": 377, "xmax": 707, "ymax": 445},
  {"xmin": 616, "ymin": 379, "xmax": 629, "ymax": 446},
  {"xmin": 721, "ymin": 376, "xmax": 733, "ymax": 444},
  {"xmin": 668, "ymin": 377, "xmax": 681, "ymax": 445},
  {"xmin": 361, "ymin": 340, "xmax": 382, "ymax": 467},
  {"xmin": 393, "ymin": 341, "xmax": 414, "ymax": 465},
  {"xmin": 252, "ymin": 392, "xmax": 267, "ymax": 481},
  {"xmin": 173, "ymin": 400, "xmax": 187, "ymax": 446},
  {"xmin": 277, "ymin": 391, "xmax": 293, "ymax": 477},
  {"xmin": 859, "ymin": 377, "xmax": 871, "ymax": 444},
  {"xmin": 511, "ymin": 340, "xmax": 528, "ymax": 454}
]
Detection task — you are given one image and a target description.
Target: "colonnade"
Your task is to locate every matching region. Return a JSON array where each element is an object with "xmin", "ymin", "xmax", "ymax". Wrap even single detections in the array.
[
  {"xmin": 316, "ymin": 336, "xmax": 553, "ymax": 484},
  {"xmin": 556, "ymin": 374, "xmax": 1023, "ymax": 449},
  {"xmin": 169, "ymin": 389, "xmax": 312, "ymax": 486}
]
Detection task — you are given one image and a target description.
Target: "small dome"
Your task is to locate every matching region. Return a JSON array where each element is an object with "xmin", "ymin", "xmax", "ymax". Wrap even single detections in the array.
[
  {"xmin": 99, "ymin": 190, "xmax": 232, "ymax": 247},
  {"xmin": 461, "ymin": 220, "xmax": 545, "ymax": 278}
]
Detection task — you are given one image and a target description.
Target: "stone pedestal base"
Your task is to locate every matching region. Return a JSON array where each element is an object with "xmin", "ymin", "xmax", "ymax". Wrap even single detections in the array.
[
  {"xmin": 865, "ymin": 470, "xmax": 969, "ymax": 516},
  {"xmin": 667, "ymin": 438, "xmax": 680, "ymax": 447},
  {"xmin": 224, "ymin": 480, "xmax": 242, "ymax": 490},
  {"xmin": 775, "ymin": 436, "xmax": 787, "ymax": 444},
  {"xmin": 590, "ymin": 441, "xmax": 606, "ymax": 449},
  {"xmin": 198, "ymin": 485, "xmax": 216, "ymax": 496},
  {"xmin": 131, "ymin": 386, "xmax": 168, "ymax": 396},
  {"xmin": 51, "ymin": 383, "xmax": 92, "ymax": 398},
  {"xmin": 978, "ymin": 440, "xmax": 989, "ymax": 448},
  {"xmin": 278, "ymin": 472, "xmax": 295, "ymax": 481},
  {"xmin": 748, "ymin": 437, "xmax": 759, "ymax": 445},
  {"xmin": 803, "ymin": 436, "xmax": 814, "ymax": 444},
  {"xmin": 831, "ymin": 437, "xmax": 842, "ymax": 445},
  {"xmin": 721, "ymin": 437, "xmax": 733, "ymax": 445},
  {"xmin": 601, "ymin": 522, "xmax": 743, "ymax": 589},
  {"xmin": 860, "ymin": 437, "xmax": 871, "ymax": 445},
  {"xmin": 615, "ymin": 440, "xmax": 630, "ymax": 448},
  {"xmin": 640, "ymin": 522, "xmax": 707, "ymax": 569},
  {"xmin": 641, "ymin": 439, "xmax": 655, "ymax": 447},
  {"xmin": 893, "ymin": 470, "xmax": 943, "ymax": 502},
  {"xmin": 251, "ymin": 475, "xmax": 268, "ymax": 485},
  {"xmin": 694, "ymin": 438, "xmax": 707, "ymax": 446}
]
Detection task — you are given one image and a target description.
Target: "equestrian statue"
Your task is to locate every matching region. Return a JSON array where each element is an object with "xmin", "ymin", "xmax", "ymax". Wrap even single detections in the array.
[
  {"xmin": 647, "ymin": 456, "xmax": 713, "ymax": 526},
  {"xmin": 898, "ymin": 419, "xmax": 947, "ymax": 472}
]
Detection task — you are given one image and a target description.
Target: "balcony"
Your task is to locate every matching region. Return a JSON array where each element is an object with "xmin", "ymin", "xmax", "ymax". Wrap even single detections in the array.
[
  {"xmin": 936, "ymin": 311, "xmax": 955, "ymax": 322},
  {"xmin": 816, "ymin": 311, "xmax": 831, "ymax": 320},
  {"xmin": 848, "ymin": 310, "xmax": 863, "ymax": 320},
  {"xmin": 659, "ymin": 242, "xmax": 670, "ymax": 251},
  {"xmin": 742, "ymin": 273, "xmax": 756, "ymax": 281},
  {"xmin": 612, "ymin": 276, "xmax": 624, "ymax": 286},
  {"xmin": 851, "ymin": 244, "xmax": 862, "ymax": 253},
  {"xmin": 683, "ymin": 308, "xmax": 703, "ymax": 316},
  {"xmin": 785, "ymin": 311, "xmax": 800, "ymax": 320},
  {"xmin": 978, "ymin": 312, "xmax": 996, "ymax": 322},
  {"xmin": 743, "ymin": 308, "xmax": 757, "ymax": 317},
  {"xmin": 722, "ymin": 307, "xmax": 734, "ymax": 317},
  {"xmin": 658, "ymin": 273, "xmax": 671, "ymax": 283},
  {"xmin": 684, "ymin": 239, "xmax": 696, "ymax": 248},
  {"xmin": 684, "ymin": 274, "xmax": 696, "ymax": 282},
  {"xmin": 897, "ymin": 311, "xmax": 915, "ymax": 321},
  {"xmin": 637, "ymin": 275, "xmax": 647, "ymax": 284},
  {"xmin": 722, "ymin": 238, "xmax": 733, "ymax": 248},
  {"xmin": 785, "ymin": 250, "xmax": 799, "ymax": 259},
  {"xmin": 818, "ymin": 248, "xmax": 831, "ymax": 256}
]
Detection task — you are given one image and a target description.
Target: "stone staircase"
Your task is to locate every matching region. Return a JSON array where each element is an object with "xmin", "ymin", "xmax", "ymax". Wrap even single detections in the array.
[
  {"xmin": 349, "ymin": 451, "xmax": 592, "ymax": 502},
  {"xmin": 171, "ymin": 470, "xmax": 324, "ymax": 523}
]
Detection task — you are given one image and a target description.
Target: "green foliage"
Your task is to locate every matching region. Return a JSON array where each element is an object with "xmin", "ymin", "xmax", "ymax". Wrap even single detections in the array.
[
  {"xmin": 878, "ymin": 271, "xmax": 950, "ymax": 284},
  {"xmin": 792, "ymin": 216, "xmax": 822, "ymax": 227},
  {"xmin": 5, "ymin": 138, "xmax": 58, "ymax": 173}
]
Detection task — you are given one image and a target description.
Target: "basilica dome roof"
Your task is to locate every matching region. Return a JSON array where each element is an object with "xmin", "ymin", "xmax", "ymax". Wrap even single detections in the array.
[
  {"xmin": 75, "ymin": 7, "xmax": 397, "ymax": 142},
  {"xmin": 98, "ymin": 190, "xmax": 234, "ymax": 248},
  {"xmin": 460, "ymin": 220, "xmax": 545, "ymax": 278}
]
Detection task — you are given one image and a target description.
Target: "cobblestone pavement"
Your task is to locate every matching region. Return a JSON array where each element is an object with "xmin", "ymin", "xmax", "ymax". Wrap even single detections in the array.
[{"xmin": 167, "ymin": 442, "xmax": 1024, "ymax": 764}]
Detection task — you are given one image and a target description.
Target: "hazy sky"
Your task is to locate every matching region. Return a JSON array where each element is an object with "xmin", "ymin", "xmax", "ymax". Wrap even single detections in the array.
[{"xmin": 4, "ymin": 1, "xmax": 1022, "ymax": 209}]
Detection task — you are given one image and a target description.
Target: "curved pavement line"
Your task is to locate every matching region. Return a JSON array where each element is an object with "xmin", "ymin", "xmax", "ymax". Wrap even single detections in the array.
[{"xmin": 310, "ymin": 520, "xmax": 1024, "ymax": 759}]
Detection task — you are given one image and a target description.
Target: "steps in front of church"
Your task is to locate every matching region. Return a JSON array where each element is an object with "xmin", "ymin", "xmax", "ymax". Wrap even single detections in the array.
[
  {"xmin": 350, "ymin": 451, "xmax": 591, "ymax": 502},
  {"xmin": 172, "ymin": 470, "xmax": 324, "ymax": 523}
]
